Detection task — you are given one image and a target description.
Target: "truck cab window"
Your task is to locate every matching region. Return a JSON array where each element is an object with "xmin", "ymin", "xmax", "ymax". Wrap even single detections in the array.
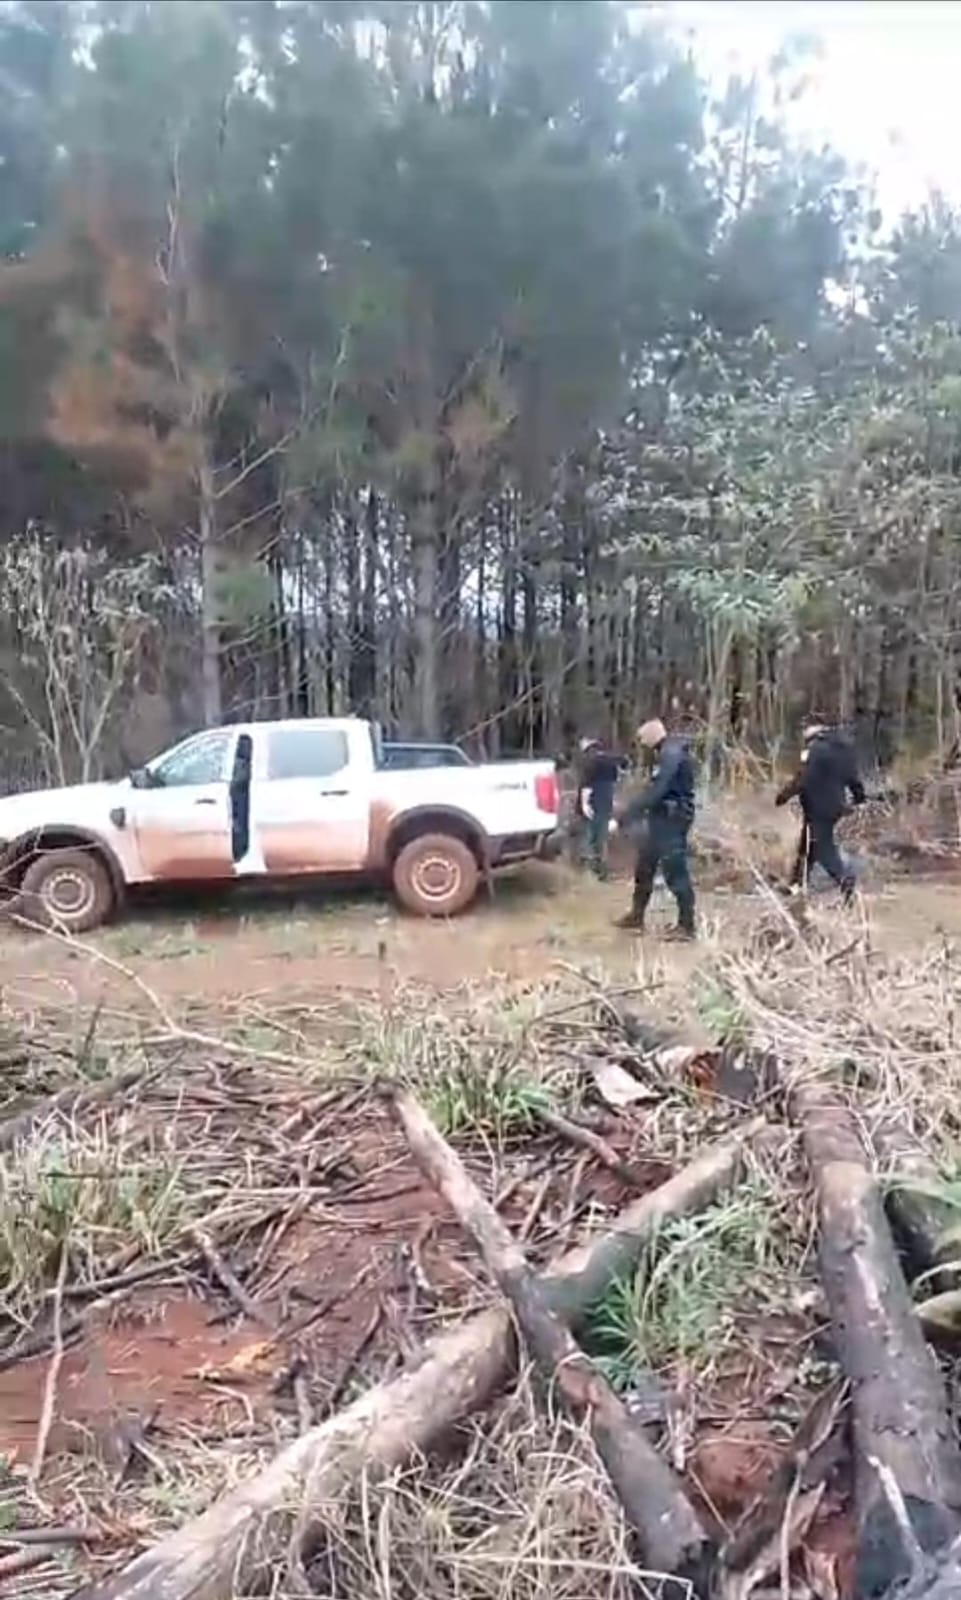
[
  {"xmin": 267, "ymin": 729, "xmax": 349, "ymax": 780},
  {"xmin": 149, "ymin": 732, "xmax": 233, "ymax": 788}
]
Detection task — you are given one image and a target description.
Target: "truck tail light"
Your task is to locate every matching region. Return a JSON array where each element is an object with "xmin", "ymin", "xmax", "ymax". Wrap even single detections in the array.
[{"xmin": 535, "ymin": 771, "xmax": 559, "ymax": 815}]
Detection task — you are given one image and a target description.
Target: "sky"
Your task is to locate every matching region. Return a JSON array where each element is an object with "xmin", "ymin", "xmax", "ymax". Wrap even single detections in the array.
[{"xmin": 662, "ymin": 1, "xmax": 961, "ymax": 220}]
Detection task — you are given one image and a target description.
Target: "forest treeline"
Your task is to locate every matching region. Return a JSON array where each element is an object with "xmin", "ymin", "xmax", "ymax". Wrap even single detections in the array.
[{"xmin": 2, "ymin": 0, "xmax": 961, "ymax": 783}]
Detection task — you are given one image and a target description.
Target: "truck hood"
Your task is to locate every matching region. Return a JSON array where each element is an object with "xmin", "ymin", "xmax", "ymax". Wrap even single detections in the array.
[{"xmin": 0, "ymin": 780, "xmax": 125, "ymax": 839}]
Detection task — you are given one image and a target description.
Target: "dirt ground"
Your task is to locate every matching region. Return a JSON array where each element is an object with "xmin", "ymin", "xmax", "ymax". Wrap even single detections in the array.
[
  {"xmin": 0, "ymin": 853, "xmax": 953, "ymax": 1018},
  {"xmin": 0, "ymin": 849, "xmax": 959, "ymax": 1595}
]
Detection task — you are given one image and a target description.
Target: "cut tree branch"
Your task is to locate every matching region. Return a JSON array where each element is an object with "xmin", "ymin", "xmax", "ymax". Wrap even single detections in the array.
[
  {"xmin": 75, "ymin": 1122, "xmax": 757, "ymax": 1600},
  {"xmin": 392, "ymin": 1085, "xmax": 715, "ymax": 1596}
]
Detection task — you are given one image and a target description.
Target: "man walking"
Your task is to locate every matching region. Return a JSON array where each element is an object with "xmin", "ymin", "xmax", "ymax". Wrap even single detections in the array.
[
  {"xmin": 615, "ymin": 719, "xmax": 696, "ymax": 939},
  {"xmin": 572, "ymin": 736, "xmax": 622, "ymax": 879},
  {"xmin": 775, "ymin": 722, "xmax": 866, "ymax": 903}
]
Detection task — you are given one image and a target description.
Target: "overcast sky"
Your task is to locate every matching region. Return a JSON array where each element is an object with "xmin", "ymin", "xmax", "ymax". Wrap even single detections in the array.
[{"xmin": 662, "ymin": 1, "xmax": 961, "ymax": 220}]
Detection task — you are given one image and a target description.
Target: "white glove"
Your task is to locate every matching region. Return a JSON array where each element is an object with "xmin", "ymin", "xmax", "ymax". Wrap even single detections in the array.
[
  {"xmin": 579, "ymin": 789, "xmax": 594, "ymax": 820},
  {"xmin": 608, "ymin": 818, "xmax": 619, "ymax": 834}
]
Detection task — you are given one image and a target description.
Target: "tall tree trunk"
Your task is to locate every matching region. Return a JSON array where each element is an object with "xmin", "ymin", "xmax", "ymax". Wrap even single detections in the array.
[
  {"xmin": 295, "ymin": 527, "xmax": 309, "ymax": 717},
  {"xmin": 358, "ymin": 485, "xmax": 378, "ymax": 716},
  {"xmin": 410, "ymin": 481, "xmax": 439, "ymax": 736},
  {"xmin": 323, "ymin": 515, "xmax": 336, "ymax": 716},
  {"xmin": 344, "ymin": 498, "xmax": 362, "ymax": 711},
  {"xmin": 409, "ymin": 308, "xmax": 440, "ymax": 739},
  {"xmin": 439, "ymin": 505, "xmax": 461, "ymax": 738},
  {"xmin": 271, "ymin": 549, "xmax": 290, "ymax": 718},
  {"xmin": 385, "ymin": 502, "xmax": 399, "ymax": 724},
  {"xmin": 198, "ymin": 447, "xmax": 222, "ymax": 726},
  {"xmin": 497, "ymin": 493, "xmax": 516, "ymax": 754},
  {"xmin": 475, "ymin": 516, "xmax": 487, "ymax": 741},
  {"xmin": 521, "ymin": 519, "xmax": 539, "ymax": 752},
  {"xmin": 560, "ymin": 474, "xmax": 582, "ymax": 742}
]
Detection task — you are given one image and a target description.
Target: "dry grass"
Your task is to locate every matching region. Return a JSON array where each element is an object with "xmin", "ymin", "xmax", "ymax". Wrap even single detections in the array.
[
  {"xmin": 711, "ymin": 896, "xmax": 961, "ymax": 1146},
  {"xmin": 3, "ymin": 854, "xmax": 961, "ymax": 1596},
  {"xmin": 0, "ymin": 1034, "xmax": 376, "ymax": 1367},
  {"xmin": 308, "ymin": 1379, "xmax": 641, "ymax": 1600}
]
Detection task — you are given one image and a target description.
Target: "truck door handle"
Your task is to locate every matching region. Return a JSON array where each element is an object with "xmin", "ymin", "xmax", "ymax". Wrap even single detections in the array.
[
  {"xmin": 194, "ymin": 797, "xmax": 217, "ymax": 806},
  {"xmin": 320, "ymin": 788, "xmax": 348, "ymax": 797}
]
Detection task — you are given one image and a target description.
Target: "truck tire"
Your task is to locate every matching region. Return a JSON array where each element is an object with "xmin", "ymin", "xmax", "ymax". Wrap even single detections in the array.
[
  {"xmin": 392, "ymin": 832, "xmax": 480, "ymax": 918},
  {"xmin": 19, "ymin": 848, "xmax": 115, "ymax": 933}
]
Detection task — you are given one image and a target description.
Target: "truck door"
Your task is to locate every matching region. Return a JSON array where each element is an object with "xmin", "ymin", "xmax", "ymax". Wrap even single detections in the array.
[
  {"xmin": 130, "ymin": 730, "xmax": 236, "ymax": 881},
  {"xmin": 251, "ymin": 725, "xmax": 370, "ymax": 873}
]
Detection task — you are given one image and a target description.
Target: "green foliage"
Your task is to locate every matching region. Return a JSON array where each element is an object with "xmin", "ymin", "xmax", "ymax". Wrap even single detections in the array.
[
  {"xmin": 695, "ymin": 978, "xmax": 749, "ymax": 1044},
  {"xmin": 212, "ymin": 561, "xmax": 273, "ymax": 628},
  {"xmin": 424, "ymin": 1065, "xmax": 549, "ymax": 1142},
  {"xmin": 585, "ymin": 1184, "xmax": 791, "ymax": 1384},
  {"xmin": 0, "ymin": 0, "xmax": 958, "ymax": 748},
  {"xmin": 356, "ymin": 986, "xmax": 558, "ymax": 1140}
]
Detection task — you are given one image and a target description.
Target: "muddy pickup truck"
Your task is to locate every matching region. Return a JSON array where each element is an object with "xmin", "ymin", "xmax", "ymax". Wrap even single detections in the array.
[{"xmin": 0, "ymin": 718, "xmax": 561, "ymax": 931}]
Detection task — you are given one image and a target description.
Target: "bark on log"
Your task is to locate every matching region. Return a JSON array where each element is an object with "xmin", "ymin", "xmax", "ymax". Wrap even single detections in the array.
[
  {"xmin": 886, "ymin": 1534, "xmax": 961, "ymax": 1600},
  {"xmin": 393, "ymin": 1087, "xmax": 715, "ymax": 1597},
  {"xmin": 75, "ymin": 1123, "xmax": 756, "ymax": 1600},
  {"xmin": 794, "ymin": 1082, "xmax": 961, "ymax": 1599}
]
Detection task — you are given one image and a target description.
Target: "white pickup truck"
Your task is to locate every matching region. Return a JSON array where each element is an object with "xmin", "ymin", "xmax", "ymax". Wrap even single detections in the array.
[{"xmin": 0, "ymin": 718, "xmax": 561, "ymax": 931}]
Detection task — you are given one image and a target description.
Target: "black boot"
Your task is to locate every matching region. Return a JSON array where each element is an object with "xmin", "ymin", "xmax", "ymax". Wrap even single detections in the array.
[
  {"xmin": 669, "ymin": 890, "xmax": 696, "ymax": 941},
  {"xmin": 615, "ymin": 886, "xmax": 648, "ymax": 931}
]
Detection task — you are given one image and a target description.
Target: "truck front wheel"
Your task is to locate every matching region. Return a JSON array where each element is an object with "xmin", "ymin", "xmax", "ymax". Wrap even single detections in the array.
[
  {"xmin": 392, "ymin": 833, "xmax": 479, "ymax": 917},
  {"xmin": 19, "ymin": 848, "xmax": 115, "ymax": 933}
]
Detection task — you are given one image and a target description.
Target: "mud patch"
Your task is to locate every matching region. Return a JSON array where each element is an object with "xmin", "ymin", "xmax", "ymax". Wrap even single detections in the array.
[
  {"xmin": 0, "ymin": 1294, "xmax": 258, "ymax": 1465},
  {"xmin": 692, "ymin": 1417, "xmax": 786, "ymax": 1522}
]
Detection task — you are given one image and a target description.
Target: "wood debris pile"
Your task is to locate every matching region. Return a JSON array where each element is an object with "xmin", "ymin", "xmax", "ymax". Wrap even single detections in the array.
[{"xmin": 0, "ymin": 954, "xmax": 959, "ymax": 1600}]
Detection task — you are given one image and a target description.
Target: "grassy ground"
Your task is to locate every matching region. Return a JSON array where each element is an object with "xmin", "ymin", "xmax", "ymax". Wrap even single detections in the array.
[{"xmin": 0, "ymin": 842, "xmax": 960, "ymax": 1595}]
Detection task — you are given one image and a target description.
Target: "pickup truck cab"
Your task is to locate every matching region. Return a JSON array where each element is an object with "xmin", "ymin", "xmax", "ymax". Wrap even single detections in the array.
[{"xmin": 0, "ymin": 718, "xmax": 560, "ymax": 932}]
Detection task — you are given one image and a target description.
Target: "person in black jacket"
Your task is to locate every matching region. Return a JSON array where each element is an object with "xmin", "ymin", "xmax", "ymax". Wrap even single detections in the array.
[
  {"xmin": 615, "ymin": 719, "xmax": 696, "ymax": 938},
  {"xmin": 572, "ymin": 737, "xmax": 624, "ymax": 879},
  {"xmin": 775, "ymin": 722, "xmax": 866, "ymax": 902}
]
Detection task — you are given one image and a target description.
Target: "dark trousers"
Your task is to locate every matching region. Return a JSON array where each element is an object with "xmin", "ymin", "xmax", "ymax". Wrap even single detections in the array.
[
  {"xmin": 572, "ymin": 790, "xmax": 615, "ymax": 877},
  {"xmin": 632, "ymin": 815, "xmax": 695, "ymax": 932},
  {"xmin": 790, "ymin": 812, "xmax": 854, "ymax": 901}
]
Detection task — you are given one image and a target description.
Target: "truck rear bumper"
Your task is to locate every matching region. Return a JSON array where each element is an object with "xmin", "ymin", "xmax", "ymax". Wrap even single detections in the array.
[
  {"xmin": 536, "ymin": 829, "xmax": 563, "ymax": 861},
  {"xmin": 490, "ymin": 829, "xmax": 562, "ymax": 867}
]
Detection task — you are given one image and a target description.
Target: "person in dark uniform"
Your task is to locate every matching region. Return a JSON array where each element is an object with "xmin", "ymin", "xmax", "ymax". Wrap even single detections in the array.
[
  {"xmin": 573, "ymin": 737, "xmax": 622, "ymax": 879},
  {"xmin": 615, "ymin": 719, "xmax": 696, "ymax": 938},
  {"xmin": 775, "ymin": 722, "xmax": 866, "ymax": 903}
]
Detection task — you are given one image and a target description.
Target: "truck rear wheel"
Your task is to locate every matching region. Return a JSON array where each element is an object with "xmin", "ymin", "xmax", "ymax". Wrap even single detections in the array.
[
  {"xmin": 392, "ymin": 832, "xmax": 479, "ymax": 918},
  {"xmin": 19, "ymin": 848, "xmax": 115, "ymax": 933}
]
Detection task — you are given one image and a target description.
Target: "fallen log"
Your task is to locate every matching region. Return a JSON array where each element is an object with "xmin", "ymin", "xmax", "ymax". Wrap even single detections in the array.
[
  {"xmin": 394, "ymin": 1086, "xmax": 715, "ymax": 1596},
  {"xmin": 794, "ymin": 1081, "xmax": 961, "ymax": 1598},
  {"xmin": 76, "ymin": 1121, "xmax": 758, "ymax": 1600}
]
